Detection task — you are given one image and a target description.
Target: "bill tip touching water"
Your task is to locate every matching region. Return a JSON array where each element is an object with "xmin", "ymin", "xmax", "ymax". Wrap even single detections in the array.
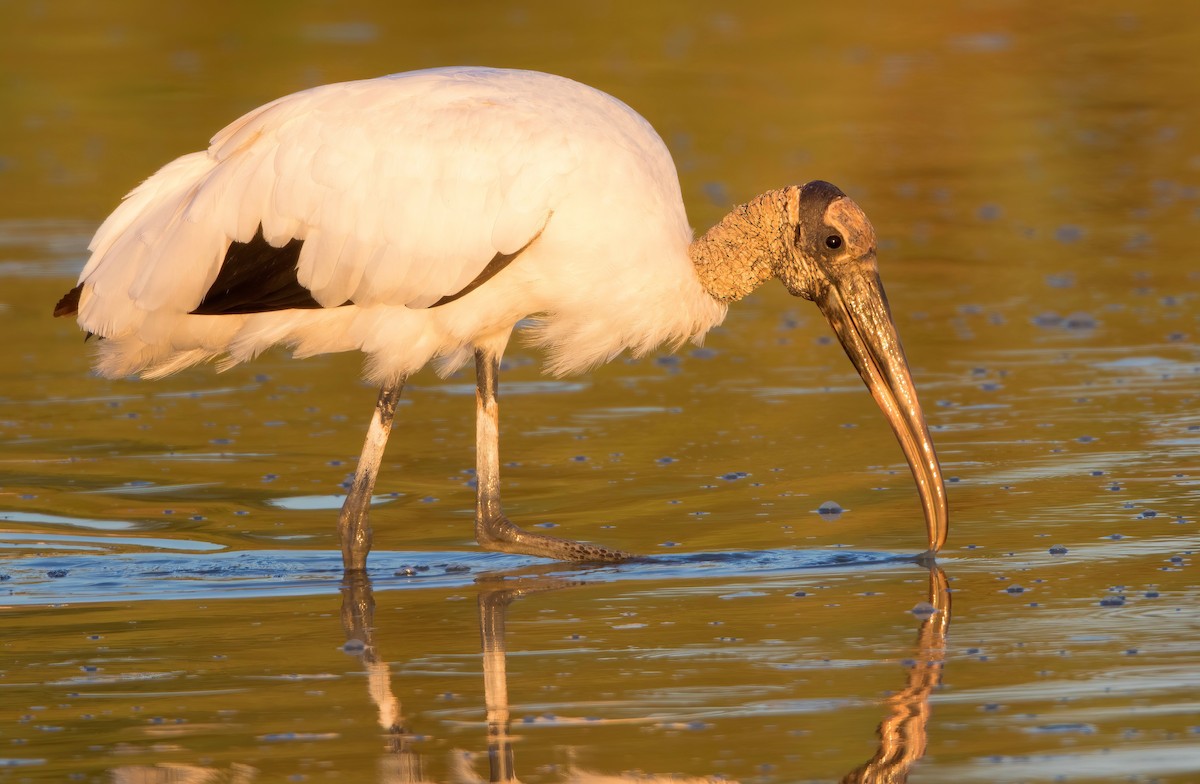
[{"xmin": 52, "ymin": 66, "xmax": 948, "ymax": 570}]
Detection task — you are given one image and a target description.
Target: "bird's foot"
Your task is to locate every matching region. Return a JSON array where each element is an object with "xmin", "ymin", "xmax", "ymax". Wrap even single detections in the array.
[{"xmin": 476, "ymin": 512, "xmax": 632, "ymax": 563}]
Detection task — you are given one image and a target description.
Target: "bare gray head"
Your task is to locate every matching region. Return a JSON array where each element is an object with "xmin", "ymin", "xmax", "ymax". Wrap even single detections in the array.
[{"xmin": 772, "ymin": 180, "xmax": 878, "ymax": 300}]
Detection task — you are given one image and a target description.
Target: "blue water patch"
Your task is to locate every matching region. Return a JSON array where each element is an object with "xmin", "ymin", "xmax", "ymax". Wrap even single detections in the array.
[
  {"xmin": 266, "ymin": 494, "xmax": 398, "ymax": 511},
  {"xmin": 0, "ymin": 511, "xmax": 135, "ymax": 530},
  {"xmin": 0, "ymin": 547, "xmax": 920, "ymax": 606},
  {"xmin": 0, "ymin": 531, "xmax": 223, "ymax": 552}
]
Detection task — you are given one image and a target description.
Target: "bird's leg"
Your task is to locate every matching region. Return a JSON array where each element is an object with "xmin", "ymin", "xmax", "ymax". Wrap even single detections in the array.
[
  {"xmin": 473, "ymin": 349, "xmax": 631, "ymax": 563},
  {"xmin": 338, "ymin": 380, "xmax": 405, "ymax": 572}
]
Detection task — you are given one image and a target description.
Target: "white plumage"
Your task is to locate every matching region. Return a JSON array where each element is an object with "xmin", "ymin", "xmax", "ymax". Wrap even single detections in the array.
[
  {"xmin": 75, "ymin": 66, "xmax": 726, "ymax": 382},
  {"xmin": 62, "ymin": 66, "xmax": 949, "ymax": 569}
]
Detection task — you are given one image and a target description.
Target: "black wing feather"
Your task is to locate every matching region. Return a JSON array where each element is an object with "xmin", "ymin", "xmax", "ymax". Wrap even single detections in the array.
[{"xmin": 191, "ymin": 227, "xmax": 348, "ymax": 315}]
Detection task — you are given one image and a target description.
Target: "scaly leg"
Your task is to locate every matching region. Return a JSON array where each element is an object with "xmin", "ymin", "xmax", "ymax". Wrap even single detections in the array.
[
  {"xmin": 338, "ymin": 380, "xmax": 405, "ymax": 572},
  {"xmin": 472, "ymin": 349, "xmax": 631, "ymax": 562}
]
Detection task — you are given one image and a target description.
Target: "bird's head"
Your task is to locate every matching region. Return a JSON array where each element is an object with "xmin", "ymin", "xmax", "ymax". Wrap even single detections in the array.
[
  {"xmin": 779, "ymin": 180, "xmax": 948, "ymax": 555},
  {"xmin": 773, "ymin": 180, "xmax": 878, "ymax": 299}
]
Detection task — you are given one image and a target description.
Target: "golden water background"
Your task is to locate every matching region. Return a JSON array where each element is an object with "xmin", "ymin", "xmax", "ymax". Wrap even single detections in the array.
[{"xmin": 1, "ymin": 2, "xmax": 1198, "ymax": 781}]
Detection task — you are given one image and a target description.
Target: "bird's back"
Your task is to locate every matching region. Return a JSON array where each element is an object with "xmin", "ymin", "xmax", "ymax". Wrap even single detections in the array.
[{"xmin": 68, "ymin": 67, "xmax": 724, "ymax": 381}]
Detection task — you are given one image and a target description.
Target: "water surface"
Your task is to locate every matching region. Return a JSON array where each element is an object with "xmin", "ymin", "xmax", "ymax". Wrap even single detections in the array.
[{"xmin": 2, "ymin": 2, "xmax": 1198, "ymax": 781}]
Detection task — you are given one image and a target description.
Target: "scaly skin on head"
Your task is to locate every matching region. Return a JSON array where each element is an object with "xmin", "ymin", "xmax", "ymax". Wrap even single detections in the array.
[
  {"xmin": 689, "ymin": 187, "xmax": 800, "ymax": 303},
  {"xmin": 690, "ymin": 181, "xmax": 873, "ymax": 305}
]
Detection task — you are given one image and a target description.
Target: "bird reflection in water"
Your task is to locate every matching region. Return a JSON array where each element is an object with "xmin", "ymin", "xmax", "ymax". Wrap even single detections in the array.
[
  {"xmin": 341, "ymin": 573, "xmax": 428, "ymax": 782},
  {"xmin": 109, "ymin": 568, "xmax": 948, "ymax": 782},
  {"xmin": 337, "ymin": 566, "xmax": 951, "ymax": 784},
  {"xmin": 841, "ymin": 566, "xmax": 950, "ymax": 784}
]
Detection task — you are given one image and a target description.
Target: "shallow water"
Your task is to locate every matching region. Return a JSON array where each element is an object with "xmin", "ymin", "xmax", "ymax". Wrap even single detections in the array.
[{"xmin": 2, "ymin": 2, "xmax": 1199, "ymax": 782}]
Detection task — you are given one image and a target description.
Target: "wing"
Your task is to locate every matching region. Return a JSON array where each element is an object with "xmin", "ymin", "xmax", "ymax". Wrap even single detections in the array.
[{"xmin": 77, "ymin": 68, "xmax": 585, "ymax": 336}]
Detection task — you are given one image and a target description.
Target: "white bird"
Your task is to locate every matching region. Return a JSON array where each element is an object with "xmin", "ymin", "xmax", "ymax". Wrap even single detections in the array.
[{"xmin": 55, "ymin": 66, "xmax": 948, "ymax": 571}]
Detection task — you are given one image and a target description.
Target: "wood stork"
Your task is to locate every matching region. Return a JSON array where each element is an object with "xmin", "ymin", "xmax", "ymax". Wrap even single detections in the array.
[{"xmin": 54, "ymin": 66, "xmax": 949, "ymax": 571}]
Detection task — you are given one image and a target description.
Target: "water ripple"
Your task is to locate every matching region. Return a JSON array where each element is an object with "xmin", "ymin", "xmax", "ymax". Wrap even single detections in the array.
[{"xmin": 0, "ymin": 547, "xmax": 920, "ymax": 606}]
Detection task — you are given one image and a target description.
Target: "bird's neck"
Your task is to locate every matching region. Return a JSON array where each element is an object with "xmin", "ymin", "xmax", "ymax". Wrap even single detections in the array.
[{"xmin": 688, "ymin": 188, "xmax": 796, "ymax": 303}]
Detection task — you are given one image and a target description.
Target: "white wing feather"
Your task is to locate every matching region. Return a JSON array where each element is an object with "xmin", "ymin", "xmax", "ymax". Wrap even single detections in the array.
[
  {"xmin": 80, "ymin": 69, "xmax": 572, "ymax": 328},
  {"xmin": 74, "ymin": 67, "xmax": 728, "ymax": 381}
]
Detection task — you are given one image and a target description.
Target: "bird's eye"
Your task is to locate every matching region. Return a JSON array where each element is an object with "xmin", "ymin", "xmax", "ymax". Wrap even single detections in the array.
[{"xmin": 825, "ymin": 234, "xmax": 843, "ymax": 250}]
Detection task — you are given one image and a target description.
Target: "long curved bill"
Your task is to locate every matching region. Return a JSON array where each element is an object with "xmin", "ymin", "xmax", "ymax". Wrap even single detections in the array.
[{"xmin": 817, "ymin": 264, "xmax": 949, "ymax": 555}]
